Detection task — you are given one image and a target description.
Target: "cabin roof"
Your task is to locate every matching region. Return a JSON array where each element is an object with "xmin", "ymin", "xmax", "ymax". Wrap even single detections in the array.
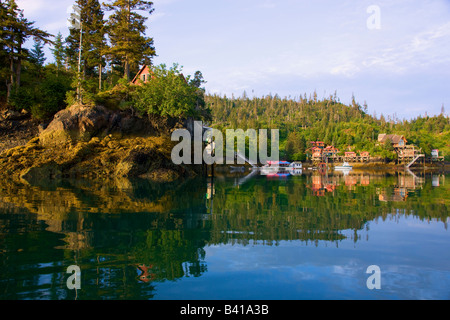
[
  {"xmin": 131, "ymin": 65, "xmax": 151, "ymax": 84},
  {"xmin": 378, "ymin": 134, "xmax": 407, "ymax": 144}
]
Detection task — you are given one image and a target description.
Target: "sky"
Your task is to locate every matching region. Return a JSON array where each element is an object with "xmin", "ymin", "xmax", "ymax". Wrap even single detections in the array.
[{"xmin": 16, "ymin": 0, "xmax": 450, "ymax": 120}]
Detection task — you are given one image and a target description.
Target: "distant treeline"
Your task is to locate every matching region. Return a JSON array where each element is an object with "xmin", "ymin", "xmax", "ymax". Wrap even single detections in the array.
[{"xmin": 206, "ymin": 93, "xmax": 450, "ymax": 161}]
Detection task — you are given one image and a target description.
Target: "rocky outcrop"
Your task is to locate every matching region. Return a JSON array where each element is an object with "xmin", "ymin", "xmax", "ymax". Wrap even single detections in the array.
[
  {"xmin": 0, "ymin": 103, "xmax": 199, "ymax": 182},
  {"xmin": 0, "ymin": 134, "xmax": 194, "ymax": 182},
  {"xmin": 39, "ymin": 104, "xmax": 155, "ymax": 147},
  {"xmin": 0, "ymin": 109, "xmax": 30, "ymax": 121},
  {"xmin": 0, "ymin": 109, "xmax": 38, "ymax": 153}
]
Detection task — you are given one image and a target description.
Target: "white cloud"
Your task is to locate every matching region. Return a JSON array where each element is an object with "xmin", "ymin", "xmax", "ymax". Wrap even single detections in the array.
[{"xmin": 361, "ymin": 21, "xmax": 450, "ymax": 73}]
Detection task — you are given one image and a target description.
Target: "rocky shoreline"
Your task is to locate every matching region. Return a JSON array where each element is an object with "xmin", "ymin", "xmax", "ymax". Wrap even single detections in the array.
[
  {"xmin": 0, "ymin": 104, "xmax": 199, "ymax": 183},
  {"xmin": 0, "ymin": 109, "xmax": 39, "ymax": 154},
  {"xmin": 1, "ymin": 105, "xmax": 447, "ymax": 183}
]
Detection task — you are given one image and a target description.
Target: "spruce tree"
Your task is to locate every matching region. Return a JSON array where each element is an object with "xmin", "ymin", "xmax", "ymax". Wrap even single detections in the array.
[
  {"xmin": 0, "ymin": 0, "xmax": 52, "ymax": 102},
  {"xmin": 105, "ymin": 0, "xmax": 156, "ymax": 80},
  {"xmin": 0, "ymin": 1, "xmax": 11, "ymax": 97},
  {"xmin": 51, "ymin": 32, "xmax": 66, "ymax": 73},
  {"xmin": 30, "ymin": 38, "xmax": 46, "ymax": 66},
  {"xmin": 65, "ymin": 0, "xmax": 107, "ymax": 101},
  {"xmin": 84, "ymin": 0, "xmax": 107, "ymax": 90}
]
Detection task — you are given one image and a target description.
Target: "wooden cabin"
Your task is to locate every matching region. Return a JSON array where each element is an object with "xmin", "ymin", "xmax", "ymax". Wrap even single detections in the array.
[
  {"xmin": 324, "ymin": 146, "xmax": 339, "ymax": 157},
  {"xmin": 311, "ymin": 147, "xmax": 323, "ymax": 161},
  {"xmin": 131, "ymin": 65, "xmax": 153, "ymax": 85},
  {"xmin": 344, "ymin": 152, "xmax": 357, "ymax": 161},
  {"xmin": 360, "ymin": 151, "xmax": 370, "ymax": 161},
  {"xmin": 378, "ymin": 134, "xmax": 407, "ymax": 149}
]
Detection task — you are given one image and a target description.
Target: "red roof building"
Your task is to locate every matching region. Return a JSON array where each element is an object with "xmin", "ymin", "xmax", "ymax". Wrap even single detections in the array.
[{"xmin": 131, "ymin": 65, "xmax": 152, "ymax": 85}]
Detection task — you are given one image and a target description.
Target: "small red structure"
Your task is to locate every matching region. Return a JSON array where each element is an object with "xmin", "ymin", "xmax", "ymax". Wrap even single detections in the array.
[
  {"xmin": 345, "ymin": 152, "xmax": 356, "ymax": 157},
  {"xmin": 131, "ymin": 65, "xmax": 152, "ymax": 85},
  {"xmin": 360, "ymin": 151, "xmax": 370, "ymax": 157},
  {"xmin": 310, "ymin": 141, "xmax": 325, "ymax": 148}
]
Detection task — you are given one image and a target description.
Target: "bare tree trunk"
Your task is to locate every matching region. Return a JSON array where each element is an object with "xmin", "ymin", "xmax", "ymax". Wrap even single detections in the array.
[
  {"xmin": 124, "ymin": 59, "xmax": 130, "ymax": 81},
  {"xmin": 6, "ymin": 83, "xmax": 12, "ymax": 104},
  {"xmin": 16, "ymin": 57, "xmax": 22, "ymax": 89},
  {"xmin": 125, "ymin": 1, "xmax": 131, "ymax": 81},
  {"xmin": 77, "ymin": 23, "xmax": 83, "ymax": 104},
  {"xmin": 7, "ymin": 58, "xmax": 15, "ymax": 103},
  {"xmin": 99, "ymin": 64, "xmax": 102, "ymax": 91}
]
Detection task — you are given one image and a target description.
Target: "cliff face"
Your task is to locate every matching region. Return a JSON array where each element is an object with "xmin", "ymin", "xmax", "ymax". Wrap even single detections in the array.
[
  {"xmin": 0, "ymin": 104, "xmax": 197, "ymax": 182},
  {"xmin": 38, "ymin": 104, "xmax": 157, "ymax": 147},
  {"xmin": 0, "ymin": 109, "xmax": 38, "ymax": 153}
]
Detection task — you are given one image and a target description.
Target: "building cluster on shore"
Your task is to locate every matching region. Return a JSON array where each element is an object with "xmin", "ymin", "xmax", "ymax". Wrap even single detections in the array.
[
  {"xmin": 306, "ymin": 141, "xmax": 370, "ymax": 163},
  {"xmin": 305, "ymin": 134, "xmax": 444, "ymax": 165}
]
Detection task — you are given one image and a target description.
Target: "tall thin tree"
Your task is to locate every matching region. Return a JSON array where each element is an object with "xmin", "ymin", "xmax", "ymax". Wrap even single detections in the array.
[
  {"xmin": 51, "ymin": 32, "xmax": 66, "ymax": 74},
  {"xmin": 105, "ymin": 0, "xmax": 156, "ymax": 80}
]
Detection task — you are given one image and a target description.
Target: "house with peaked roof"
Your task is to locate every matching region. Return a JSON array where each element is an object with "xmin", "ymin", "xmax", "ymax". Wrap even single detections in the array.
[
  {"xmin": 378, "ymin": 133, "xmax": 425, "ymax": 163},
  {"xmin": 378, "ymin": 134, "xmax": 407, "ymax": 149},
  {"xmin": 131, "ymin": 64, "xmax": 188, "ymax": 86},
  {"xmin": 131, "ymin": 65, "xmax": 152, "ymax": 85}
]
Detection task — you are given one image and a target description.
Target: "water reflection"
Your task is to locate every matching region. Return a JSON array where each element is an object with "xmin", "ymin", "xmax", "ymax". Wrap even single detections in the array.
[{"xmin": 0, "ymin": 170, "xmax": 449, "ymax": 300}]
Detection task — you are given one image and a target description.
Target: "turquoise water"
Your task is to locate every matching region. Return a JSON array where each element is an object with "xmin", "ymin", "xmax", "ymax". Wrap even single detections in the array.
[{"xmin": 0, "ymin": 171, "xmax": 449, "ymax": 300}]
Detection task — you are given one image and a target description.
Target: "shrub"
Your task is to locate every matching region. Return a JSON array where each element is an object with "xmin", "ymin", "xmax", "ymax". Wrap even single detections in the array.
[
  {"xmin": 8, "ymin": 86, "xmax": 34, "ymax": 112},
  {"xmin": 31, "ymin": 75, "xmax": 71, "ymax": 120},
  {"xmin": 131, "ymin": 64, "xmax": 208, "ymax": 120}
]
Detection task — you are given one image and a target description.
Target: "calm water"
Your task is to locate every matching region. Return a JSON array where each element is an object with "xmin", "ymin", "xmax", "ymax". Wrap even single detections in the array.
[{"xmin": 0, "ymin": 170, "xmax": 449, "ymax": 300}]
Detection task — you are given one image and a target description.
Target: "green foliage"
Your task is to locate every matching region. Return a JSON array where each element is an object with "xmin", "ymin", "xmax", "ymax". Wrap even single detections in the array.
[
  {"xmin": 51, "ymin": 32, "xmax": 65, "ymax": 72},
  {"xmin": 29, "ymin": 39, "xmax": 46, "ymax": 67},
  {"xmin": 33, "ymin": 74, "xmax": 72, "ymax": 119},
  {"xmin": 10, "ymin": 67, "xmax": 72, "ymax": 120},
  {"xmin": 380, "ymin": 140, "xmax": 397, "ymax": 161},
  {"xmin": 95, "ymin": 78, "xmax": 135, "ymax": 110},
  {"xmin": 284, "ymin": 131, "xmax": 306, "ymax": 161},
  {"xmin": 8, "ymin": 85, "xmax": 34, "ymax": 111},
  {"xmin": 208, "ymin": 93, "xmax": 450, "ymax": 161},
  {"xmin": 131, "ymin": 64, "xmax": 209, "ymax": 120},
  {"xmin": 104, "ymin": 0, "xmax": 155, "ymax": 80},
  {"xmin": 0, "ymin": 0, "xmax": 52, "ymax": 104}
]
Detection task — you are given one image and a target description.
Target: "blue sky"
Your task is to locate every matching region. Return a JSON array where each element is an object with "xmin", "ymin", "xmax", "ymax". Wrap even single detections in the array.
[{"xmin": 16, "ymin": 0, "xmax": 450, "ymax": 120}]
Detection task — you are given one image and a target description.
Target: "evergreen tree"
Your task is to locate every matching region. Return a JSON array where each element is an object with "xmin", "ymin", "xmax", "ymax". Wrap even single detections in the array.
[
  {"xmin": 0, "ymin": 0, "xmax": 52, "ymax": 102},
  {"xmin": 0, "ymin": 1, "xmax": 10, "ymax": 100},
  {"xmin": 65, "ymin": 0, "xmax": 108, "ymax": 102},
  {"xmin": 51, "ymin": 32, "xmax": 66, "ymax": 73},
  {"xmin": 83, "ymin": 0, "xmax": 107, "ymax": 90},
  {"xmin": 105, "ymin": 0, "xmax": 156, "ymax": 80},
  {"xmin": 29, "ymin": 38, "xmax": 46, "ymax": 66}
]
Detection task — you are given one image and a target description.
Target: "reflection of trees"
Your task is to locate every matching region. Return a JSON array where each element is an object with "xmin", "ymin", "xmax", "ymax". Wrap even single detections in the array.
[
  {"xmin": 208, "ymin": 173, "xmax": 449, "ymax": 246},
  {"xmin": 0, "ymin": 177, "xmax": 210, "ymax": 300},
  {"xmin": 0, "ymin": 173, "xmax": 448, "ymax": 299}
]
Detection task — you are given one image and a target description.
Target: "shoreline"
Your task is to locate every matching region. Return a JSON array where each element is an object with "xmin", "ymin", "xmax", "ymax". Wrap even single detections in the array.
[
  {"xmin": 0, "ymin": 108, "xmax": 448, "ymax": 181},
  {"xmin": 214, "ymin": 161, "xmax": 450, "ymax": 174}
]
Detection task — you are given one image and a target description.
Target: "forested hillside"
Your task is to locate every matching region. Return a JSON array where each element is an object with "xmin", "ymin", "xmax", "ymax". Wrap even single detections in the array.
[{"xmin": 206, "ymin": 93, "xmax": 450, "ymax": 161}]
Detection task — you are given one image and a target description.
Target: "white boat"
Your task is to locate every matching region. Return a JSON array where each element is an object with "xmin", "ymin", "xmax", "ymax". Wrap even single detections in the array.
[
  {"xmin": 334, "ymin": 162, "xmax": 353, "ymax": 170},
  {"xmin": 289, "ymin": 169, "xmax": 303, "ymax": 176},
  {"xmin": 289, "ymin": 162, "xmax": 303, "ymax": 169},
  {"xmin": 260, "ymin": 161, "xmax": 292, "ymax": 177}
]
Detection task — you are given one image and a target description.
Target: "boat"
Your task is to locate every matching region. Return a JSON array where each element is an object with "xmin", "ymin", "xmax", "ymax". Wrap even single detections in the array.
[
  {"xmin": 334, "ymin": 162, "xmax": 353, "ymax": 171},
  {"xmin": 289, "ymin": 169, "xmax": 303, "ymax": 176},
  {"xmin": 289, "ymin": 162, "xmax": 302, "ymax": 169},
  {"xmin": 265, "ymin": 161, "xmax": 291, "ymax": 167},
  {"xmin": 260, "ymin": 160, "xmax": 292, "ymax": 176},
  {"xmin": 287, "ymin": 162, "xmax": 302, "ymax": 175}
]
